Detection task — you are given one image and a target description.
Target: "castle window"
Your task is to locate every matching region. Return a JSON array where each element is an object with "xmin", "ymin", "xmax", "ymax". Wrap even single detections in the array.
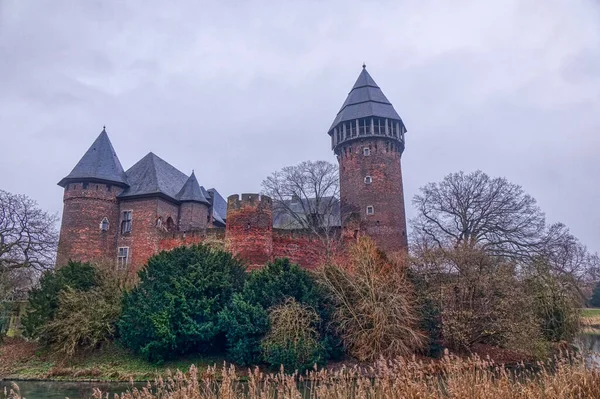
[
  {"xmin": 82, "ymin": 182, "xmax": 89, "ymax": 190},
  {"xmin": 121, "ymin": 211, "xmax": 132, "ymax": 234},
  {"xmin": 166, "ymin": 217, "xmax": 175, "ymax": 232},
  {"xmin": 364, "ymin": 176, "xmax": 372, "ymax": 184},
  {"xmin": 100, "ymin": 217, "xmax": 109, "ymax": 231},
  {"xmin": 156, "ymin": 217, "xmax": 163, "ymax": 229},
  {"xmin": 363, "ymin": 147, "xmax": 371, "ymax": 156},
  {"xmin": 117, "ymin": 247, "xmax": 129, "ymax": 269},
  {"xmin": 366, "ymin": 206, "xmax": 374, "ymax": 215}
]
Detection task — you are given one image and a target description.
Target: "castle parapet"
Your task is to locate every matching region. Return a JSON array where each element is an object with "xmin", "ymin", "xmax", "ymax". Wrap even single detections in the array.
[{"xmin": 225, "ymin": 193, "xmax": 273, "ymax": 267}]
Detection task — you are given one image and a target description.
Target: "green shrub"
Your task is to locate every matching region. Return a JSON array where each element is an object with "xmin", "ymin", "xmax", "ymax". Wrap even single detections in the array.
[
  {"xmin": 118, "ymin": 244, "xmax": 246, "ymax": 362},
  {"xmin": 22, "ymin": 261, "xmax": 97, "ymax": 341},
  {"xmin": 38, "ymin": 268, "xmax": 122, "ymax": 357},
  {"xmin": 260, "ymin": 298, "xmax": 324, "ymax": 372},
  {"xmin": 589, "ymin": 282, "xmax": 600, "ymax": 308},
  {"xmin": 218, "ymin": 258, "xmax": 338, "ymax": 366}
]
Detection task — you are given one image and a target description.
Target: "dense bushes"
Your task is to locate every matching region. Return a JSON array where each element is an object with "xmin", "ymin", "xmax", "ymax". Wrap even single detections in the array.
[
  {"xmin": 118, "ymin": 245, "xmax": 246, "ymax": 362},
  {"xmin": 319, "ymin": 238, "xmax": 424, "ymax": 362},
  {"xmin": 22, "ymin": 261, "xmax": 98, "ymax": 342},
  {"xmin": 218, "ymin": 258, "xmax": 336, "ymax": 370}
]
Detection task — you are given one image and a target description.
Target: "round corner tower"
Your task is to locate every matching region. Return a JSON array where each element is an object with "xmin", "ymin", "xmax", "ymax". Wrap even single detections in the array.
[
  {"xmin": 329, "ymin": 65, "xmax": 408, "ymax": 253},
  {"xmin": 56, "ymin": 128, "xmax": 129, "ymax": 267},
  {"xmin": 225, "ymin": 193, "xmax": 273, "ymax": 267}
]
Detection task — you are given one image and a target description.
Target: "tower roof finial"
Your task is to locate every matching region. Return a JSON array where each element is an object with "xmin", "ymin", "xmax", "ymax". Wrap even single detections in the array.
[
  {"xmin": 102, "ymin": 125, "xmax": 106, "ymax": 132},
  {"xmin": 362, "ymin": 62, "xmax": 366, "ymax": 69}
]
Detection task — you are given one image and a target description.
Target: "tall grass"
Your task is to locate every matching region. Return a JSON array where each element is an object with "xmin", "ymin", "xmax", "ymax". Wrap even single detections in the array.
[{"xmin": 5, "ymin": 353, "xmax": 598, "ymax": 399}]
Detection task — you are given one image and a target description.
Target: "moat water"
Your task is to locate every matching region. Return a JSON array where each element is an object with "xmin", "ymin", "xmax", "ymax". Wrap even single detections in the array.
[{"xmin": 4, "ymin": 334, "xmax": 600, "ymax": 399}]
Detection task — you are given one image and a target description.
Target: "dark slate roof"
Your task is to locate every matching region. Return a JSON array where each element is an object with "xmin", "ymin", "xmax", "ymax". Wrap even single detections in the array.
[
  {"xmin": 177, "ymin": 172, "xmax": 210, "ymax": 204},
  {"xmin": 273, "ymin": 196, "xmax": 341, "ymax": 229},
  {"xmin": 58, "ymin": 128, "xmax": 128, "ymax": 187},
  {"xmin": 208, "ymin": 188, "xmax": 227, "ymax": 226},
  {"xmin": 329, "ymin": 66, "xmax": 404, "ymax": 132},
  {"xmin": 118, "ymin": 152, "xmax": 190, "ymax": 201}
]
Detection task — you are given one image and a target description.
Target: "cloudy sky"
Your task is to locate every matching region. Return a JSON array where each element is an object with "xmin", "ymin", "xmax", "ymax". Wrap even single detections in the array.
[{"xmin": 1, "ymin": 0, "xmax": 599, "ymax": 251}]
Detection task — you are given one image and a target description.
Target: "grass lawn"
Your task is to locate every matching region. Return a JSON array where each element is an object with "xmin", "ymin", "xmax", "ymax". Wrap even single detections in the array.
[
  {"xmin": 582, "ymin": 308, "xmax": 600, "ymax": 318},
  {"xmin": 0, "ymin": 338, "xmax": 226, "ymax": 382}
]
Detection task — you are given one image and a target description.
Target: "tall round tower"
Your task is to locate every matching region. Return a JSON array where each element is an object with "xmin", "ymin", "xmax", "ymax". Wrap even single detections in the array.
[
  {"xmin": 56, "ymin": 128, "xmax": 129, "ymax": 266},
  {"xmin": 329, "ymin": 65, "xmax": 408, "ymax": 253}
]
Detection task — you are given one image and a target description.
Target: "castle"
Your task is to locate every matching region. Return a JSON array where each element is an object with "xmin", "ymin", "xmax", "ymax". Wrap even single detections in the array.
[{"xmin": 56, "ymin": 66, "xmax": 408, "ymax": 271}]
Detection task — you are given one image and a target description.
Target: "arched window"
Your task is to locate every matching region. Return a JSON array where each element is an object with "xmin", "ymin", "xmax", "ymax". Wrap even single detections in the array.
[
  {"xmin": 166, "ymin": 217, "xmax": 175, "ymax": 232},
  {"xmin": 100, "ymin": 217, "xmax": 109, "ymax": 231},
  {"xmin": 156, "ymin": 217, "xmax": 163, "ymax": 229}
]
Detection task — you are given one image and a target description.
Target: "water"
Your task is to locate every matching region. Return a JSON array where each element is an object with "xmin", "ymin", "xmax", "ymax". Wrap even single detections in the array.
[
  {"xmin": 5, "ymin": 335, "xmax": 600, "ymax": 399},
  {"xmin": 0, "ymin": 380, "xmax": 147, "ymax": 399}
]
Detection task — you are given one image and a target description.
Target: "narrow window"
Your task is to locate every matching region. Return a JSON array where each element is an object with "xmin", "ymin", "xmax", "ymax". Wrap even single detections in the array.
[
  {"xmin": 121, "ymin": 211, "xmax": 132, "ymax": 234},
  {"xmin": 82, "ymin": 182, "xmax": 89, "ymax": 189},
  {"xmin": 166, "ymin": 217, "xmax": 175, "ymax": 231},
  {"xmin": 366, "ymin": 206, "xmax": 374, "ymax": 215},
  {"xmin": 117, "ymin": 247, "xmax": 129, "ymax": 269},
  {"xmin": 364, "ymin": 176, "xmax": 372, "ymax": 184},
  {"xmin": 100, "ymin": 217, "xmax": 109, "ymax": 231},
  {"xmin": 156, "ymin": 217, "xmax": 163, "ymax": 229},
  {"xmin": 363, "ymin": 147, "xmax": 371, "ymax": 156}
]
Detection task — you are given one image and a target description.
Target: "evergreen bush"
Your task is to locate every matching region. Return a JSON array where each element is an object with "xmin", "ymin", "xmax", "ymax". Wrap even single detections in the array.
[{"xmin": 118, "ymin": 244, "xmax": 246, "ymax": 362}]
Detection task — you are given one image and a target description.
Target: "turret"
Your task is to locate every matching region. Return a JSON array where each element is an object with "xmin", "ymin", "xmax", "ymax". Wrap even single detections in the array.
[
  {"xmin": 328, "ymin": 65, "xmax": 408, "ymax": 253},
  {"xmin": 177, "ymin": 171, "xmax": 210, "ymax": 231},
  {"xmin": 56, "ymin": 127, "xmax": 128, "ymax": 266},
  {"xmin": 225, "ymin": 194, "xmax": 273, "ymax": 267}
]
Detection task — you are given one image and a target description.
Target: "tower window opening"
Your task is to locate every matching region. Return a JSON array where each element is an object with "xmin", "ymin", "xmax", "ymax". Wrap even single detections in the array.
[
  {"xmin": 100, "ymin": 217, "xmax": 109, "ymax": 231},
  {"xmin": 166, "ymin": 217, "xmax": 175, "ymax": 232},
  {"xmin": 117, "ymin": 247, "xmax": 129, "ymax": 269},
  {"xmin": 82, "ymin": 182, "xmax": 89, "ymax": 190},
  {"xmin": 363, "ymin": 147, "xmax": 371, "ymax": 156},
  {"xmin": 366, "ymin": 206, "xmax": 374, "ymax": 215},
  {"xmin": 121, "ymin": 210, "xmax": 132, "ymax": 234},
  {"xmin": 364, "ymin": 176, "xmax": 372, "ymax": 184},
  {"xmin": 156, "ymin": 217, "xmax": 163, "ymax": 229}
]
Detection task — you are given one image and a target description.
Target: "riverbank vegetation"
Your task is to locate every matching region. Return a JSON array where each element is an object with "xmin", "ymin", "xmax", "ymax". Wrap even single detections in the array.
[{"xmin": 5, "ymin": 353, "xmax": 600, "ymax": 399}]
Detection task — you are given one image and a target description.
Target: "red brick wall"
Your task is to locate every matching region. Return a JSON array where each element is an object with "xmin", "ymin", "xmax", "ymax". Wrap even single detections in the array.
[
  {"xmin": 272, "ymin": 229, "xmax": 329, "ymax": 270},
  {"xmin": 158, "ymin": 228, "xmax": 225, "ymax": 252},
  {"xmin": 56, "ymin": 182, "xmax": 122, "ymax": 267},
  {"xmin": 337, "ymin": 137, "xmax": 408, "ymax": 254},
  {"xmin": 225, "ymin": 194, "xmax": 273, "ymax": 268},
  {"xmin": 117, "ymin": 197, "xmax": 180, "ymax": 272}
]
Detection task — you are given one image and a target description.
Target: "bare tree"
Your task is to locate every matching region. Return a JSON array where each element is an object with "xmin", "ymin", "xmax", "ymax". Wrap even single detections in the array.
[
  {"xmin": 261, "ymin": 161, "xmax": 340, "ymax": 252},
  {"xmin": 0, "ymin": 190, "xmax": 58, "ymax": 291},
  {"xmin": 412, "ymin": 170, "xmax": 547, "ymax": 258}
]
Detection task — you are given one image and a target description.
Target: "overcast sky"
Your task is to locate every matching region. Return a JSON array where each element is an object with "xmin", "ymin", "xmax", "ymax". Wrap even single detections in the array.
[{"xmin": 1, "ymin": 0, "xmax": 599, "ymax": 251}]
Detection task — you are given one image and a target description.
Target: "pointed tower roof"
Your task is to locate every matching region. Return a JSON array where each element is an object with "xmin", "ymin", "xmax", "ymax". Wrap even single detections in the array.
[
  {"xmin": 329, "ymin": 65, "xmax": 405, "ymax": 132},
  {"xmin": 177, "ymin": 171, "xmax": 210, "ymax": 204},
  {"xmin": 58, "ymin": 127, "xmax": 128, "ymax": 187}
]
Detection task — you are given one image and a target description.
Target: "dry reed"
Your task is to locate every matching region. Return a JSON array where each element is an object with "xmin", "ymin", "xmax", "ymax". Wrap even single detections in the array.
[{"xmin": 5, "ymin": 353, "xmax": 597, "ymax": 399}]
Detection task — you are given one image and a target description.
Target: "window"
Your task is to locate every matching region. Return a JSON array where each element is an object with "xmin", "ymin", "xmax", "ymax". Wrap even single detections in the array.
[
  {"xmin": 82, "ymin": 182, "xmax": 89, "ymax": 189},
  {"xmin": 166, "ymin": 217, "xmax": 175, "ymax": 231},
  {"xmin": 363, "ymin": 147, "xmax": 371, "ymax": 156},
  {"xmin": 366, "ymin": 206, "xmax": 374, "ymax": 215},
  {"xmin": 117, "ymin": 247, "xmax": 129, "ymax": 269},
  {"xmin": 156, "ymin": 217, "xmax": 163, "ymax": 229},
  {"xmin": 364, "ymin": 176, "xmax": 372, "ymax": 184},
  {"xmin": 121, "ymin": 211, "xmax": 132, "ymax": 234},
  {"xmin": 100, "ymin": 217, "xmax": 109, "ymax": 231}
]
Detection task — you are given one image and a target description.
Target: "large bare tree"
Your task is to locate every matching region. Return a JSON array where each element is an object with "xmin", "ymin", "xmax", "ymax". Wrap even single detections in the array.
[
  {"xmin": 0, "ymin": 190, "xmax": 58, "ymax": 299},
  {"xmin": 412, "ymin": 170, "xmax": 547, "ymax": 258},
  {"xmin": 261, "ymin": 160, "xmax": 340, "ymax": 251}
]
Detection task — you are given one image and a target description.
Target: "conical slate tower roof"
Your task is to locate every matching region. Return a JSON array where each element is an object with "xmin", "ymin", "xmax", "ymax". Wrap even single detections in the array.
[
  {"xmin": 58, "ymin": 128, "xmax": 128, "ymax": 187},
  {"xmin": 177, "ymin": 171, "xmax": 210, "ymax": 204},
  {"xmin": 329, "ymin": 66, "xmax": 404, "ymax": 132}
]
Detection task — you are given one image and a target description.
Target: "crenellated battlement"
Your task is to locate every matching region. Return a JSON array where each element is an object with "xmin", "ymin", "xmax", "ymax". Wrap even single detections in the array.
[{"xmin": 227, "ymin": 193, "xmax": 272, "ymax": 210}]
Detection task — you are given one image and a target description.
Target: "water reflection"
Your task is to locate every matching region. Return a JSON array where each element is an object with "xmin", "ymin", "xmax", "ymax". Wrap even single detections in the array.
[
  {"xmin": 575, "ymin": 333, "xmax": 600, "ymax": 366},
  {"xmin": 0, "ymin": 380, "xmax": 146, "ymax": 399}
]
